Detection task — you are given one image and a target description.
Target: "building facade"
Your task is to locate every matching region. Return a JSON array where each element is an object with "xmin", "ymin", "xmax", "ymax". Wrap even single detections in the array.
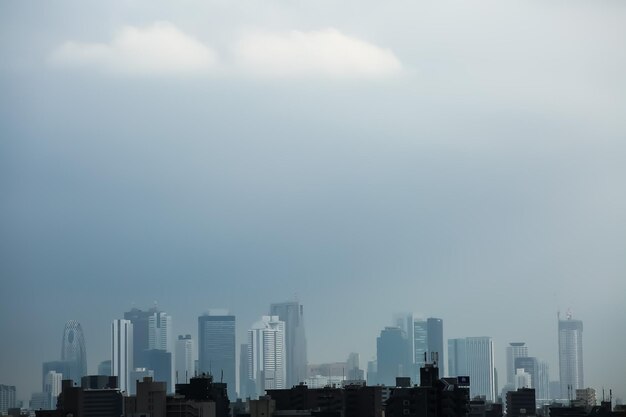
[
  {"xmin": 175, "ymin": 335, "xmax": 194, "ymax": 384},
  {"xmin": 558, "ymin": 316, "xmax": 584, "ymax": 399},
  {"xmin": 111, "ymin": 319, "xmax": 134, "ymax": 393},
  {"xmin": 448, "ymin": 337, "xmax": 496, "ymax": 402},
  {"xmin": 198, "ymin": 312, "xmax": 236, "ymax": 400},
  {"xmin": 376, "ymin": 327, "xmax": 411, "ymax": 386},
  {"xmin": 248, "ymin": 315, "xmax": 286, "ymax": 397},
  {"xmin": 61, "ymin": 320, "xmax": 88, "ymax": 384},
  {"xmin": 269, "ymin": 301, "xmax": 308, "ymax": 388},
  {"xmin": 506, "ymin": 343, "xmax": 528, "ymax": 386}
]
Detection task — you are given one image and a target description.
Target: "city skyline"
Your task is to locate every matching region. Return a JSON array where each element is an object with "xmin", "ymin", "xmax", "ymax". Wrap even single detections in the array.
[{"xmin": 2, "ymin": 0, "xmax": 626, "ymax": 409}]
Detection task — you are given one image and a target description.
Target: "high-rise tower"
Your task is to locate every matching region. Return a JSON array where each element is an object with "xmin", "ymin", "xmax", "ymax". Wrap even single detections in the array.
[
  {"xmin": 376, "ymin": 327, "xmax": 411, "ymax": 386},
  {"xmin": 247, "ymin": 316, "xmax": 286, "ymax": 397},
  {"xmin": 112, "ymin": 319, "xmax": 133, "ymax": 393},
  {"xmin": 448, "ymin": 336, "xmax": 495, "ymax": 401},
  {"xmin": 198, "ymin": 311, "xmax": 236, "ymax": 400},
  {"xmin": 175, "ymin": 335, "xmax": 194, "ymax": 384},
  {"xmin": 558, "ymin": 314, "xmax": 583, "ymax": 399},
  {"xmin": 61, "ymin": 320, "xmax": 88, "ymax": 383},
  {"xmin": 506, "ymin": 343, "xmax": 529, "ymax": 386},
  {"xmin": 269, "ymin": 301, "xmax": 307, "ymax": 388}
]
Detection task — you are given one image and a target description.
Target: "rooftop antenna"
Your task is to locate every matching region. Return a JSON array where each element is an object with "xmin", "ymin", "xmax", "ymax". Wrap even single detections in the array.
[{"xmin": 221, "ymin": 369, "xmax": 224, "ymax": 383}]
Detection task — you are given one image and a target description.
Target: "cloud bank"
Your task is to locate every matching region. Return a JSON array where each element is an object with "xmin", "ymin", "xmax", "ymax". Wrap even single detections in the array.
[
  {"xmin": 51, "ymin": 22, "xmax": 218, "ymax": 75},
  {"xmin": 51, "ymin": 24, "xmax": 402, "ymax": 78},
  {"xmin": 233, "ymin": 29, "xmax": 403, "ymax": 78}
]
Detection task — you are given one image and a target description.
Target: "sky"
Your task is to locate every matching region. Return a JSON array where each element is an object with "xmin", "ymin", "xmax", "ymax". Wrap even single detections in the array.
[{"xmin": 1, "ymin": 0, "xmax": 626, "ymax": 404}]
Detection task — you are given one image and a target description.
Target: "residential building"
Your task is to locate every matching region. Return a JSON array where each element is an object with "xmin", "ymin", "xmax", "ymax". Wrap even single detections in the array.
[{"xmin": 248, "ymin": 315, "xmax": 286, "ymax": 397}]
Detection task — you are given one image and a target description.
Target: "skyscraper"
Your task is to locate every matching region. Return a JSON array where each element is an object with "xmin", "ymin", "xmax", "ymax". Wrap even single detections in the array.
[
  {"xmin": 111, "ymin": 319, "xmax": 133, "ymax": 393},
  {"xmin": 413, "ymin": 319, "xmax": 428, "ymax": 371},
  {"xmin": 44, "ymin": 371, "xmax": 62, "ymax": 409},
  {"xmin": 198, "ymin": 312, "xmax": 236, "ymax": 400},
  {"xmin": 448, "ymin": 336, "xmax": 496, "ymax": 401},
  {"xmin": 269, "ymin": 301, "xmax": 307, "ymax": 388},
  {"xmin": 0, "ymin": 385, "xmax": 16, "ymax": 414},
  {"xmin": 514, "ymin": 357, "xmax": 538, "ymax": 389},
  {"xmin": 148, "ymin": 311, "xmax": 172, "ymax": 352},
  {"xmin": 558, "ymin": 315, "xmax": 584, "ymax": 399},
  {"xmin": 248, "ymin": 316, "xmax": 286, "ymax": 397},
  {"xmin": 427, "ymin": 318, "xmax": 444, "ymax": 373},
  {"xmin": 61, "ymin": 320, "xmax": 88, "ymax": 383},
  {"xmin": 376, "ymin": 327, "xmax": 411, "ymax": 386},
  {"xmin": 175, "ymin": 335, "xmax": 194, "ymax": 384},
  {"xmin": 506, "ymin": 343, "xmax": 529, "ymax": 386}
]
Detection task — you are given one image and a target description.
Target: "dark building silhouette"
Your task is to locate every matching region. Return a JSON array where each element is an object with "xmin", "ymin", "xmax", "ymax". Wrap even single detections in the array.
[
  {"xmin": 266, "ymin": 383, "xmax": 385, "ymax": 417},
  {"xmin": 173, "ymin": 374, "xmax": 230, "ymax": 417},
  {"xmin": 377, "ymin": 327, "xmax": 411, "ymax": 386},
  {"xmin": 385, "ymin": 364, "xmax": 469, "ymax": 417},
  {"xmin": 506, "ymin": 388, "xmax": 536, "ymax": 417},
  {"xmin": 125, "ymin": 376, "xmax": 167, "ymax": 417},
  {"xmin": 35, "ymin": 377, "xmax": 123, "ymax": 417}
]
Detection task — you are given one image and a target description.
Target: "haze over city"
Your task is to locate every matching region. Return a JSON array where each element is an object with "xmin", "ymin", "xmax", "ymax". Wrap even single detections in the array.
[{"xmin": 1, "ymin": 0, "xmax": 626, "ymax": 411}]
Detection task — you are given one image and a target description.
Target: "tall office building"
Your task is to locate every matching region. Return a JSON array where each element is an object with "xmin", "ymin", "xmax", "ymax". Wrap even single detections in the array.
[
  {"xmin": 148, "ymin": 311, "xmax": 172, "ymax": 352},
  {"xmin": 558, "ymin": 315, "xmax": 584, "ymax": 399},
  {"xmin": 448, "ymin": 336, "xmax": 496, "ymax": 402},
  {"xmin": 175, "ymin": 335, "xmax": 194, "ymax": 384},
  {"xmin": 0, "ymin": 385, "xmax": 16, "ymax": 414},
  {"xmin": 44, "ymin": 371, "xmax": 62, "ymax": 409},
  {"xmin": 239, "ymin": 343, "xmax": 252, "ymax": 399},
  {"xmin": 61, "ymin": 320, "xmax": 88, "ymax": 383},
  {"xmin": 198, "ymin": 312, "xmax": 236, "ymax": 400},
  {"xmin": 413, "ymin": 319, "xmax": 428, "ymax": 371},
  {"xmin": 270, "ymin": 301, "xmax": 307, "ymax": 387},
  {"xmin": 427, "ymin": 318, "xmax": 444, "ymax": 372},
  {"xmin": 112, "ymin": 319, "xmax": 133, "ymax": 393},
  {"xmin": 376, "ymin": 327, "xmax": 411, "ymax": 386},
  {"xmin": 506, "ymin": 343, "xmax": 529, "ymax": 386},
  {"xmin": 537, "ymin": 361, "xmax": 550, "ymax": 401},
  {"xmin": 248, "ymin": 316, "xmax": 286, "ymax": 397}
]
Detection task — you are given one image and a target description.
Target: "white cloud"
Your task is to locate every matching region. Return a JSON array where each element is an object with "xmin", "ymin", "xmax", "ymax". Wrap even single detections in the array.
[
  {"xmin": 51, "ymin": 22, "xmax": 217, "ymax": 75},
  {"xmin": 233, "ymin": 28, "xmax": 403, "ymax": 78}
]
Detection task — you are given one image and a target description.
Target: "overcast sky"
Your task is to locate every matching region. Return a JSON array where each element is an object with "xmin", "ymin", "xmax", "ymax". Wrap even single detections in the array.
[{"xmin": 1, "ymin": 0, "xmax": 626, "ymax": 403}]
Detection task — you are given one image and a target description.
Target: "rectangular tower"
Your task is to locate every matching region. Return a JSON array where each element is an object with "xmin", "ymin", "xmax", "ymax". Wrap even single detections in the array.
[
  {"xmin": 198, "ymin": 312, "xmax": 236, "ymax": 400},
  {"xmin": 111, "ymin": 319, "xmax": 134, "ymax": 393},
  {"xmin": 558, "ymin": 316, "xmax": 584, "ymax": 399},
  {"xmin": 270, "ymin": 301, "xmax": 307, "ymax": 388}
]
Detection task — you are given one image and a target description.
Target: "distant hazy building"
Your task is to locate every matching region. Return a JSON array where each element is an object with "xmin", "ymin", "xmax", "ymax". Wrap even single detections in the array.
[
  {"xmin": 0, "ymin": 385, "xmax": 16, "ymax": 414},
  {"xmin": 506, "ymin": 343, "xmax": 528, "ymax": 386},
  {"xmin": 140, "ymin": 349, "xmax": 172, "ymax": 392},
  {"xmin": 413, "ymin": 319, "xmax": 428, "ymax": 371},
  {"xmin": 42, "ymin": 361, "xmax": 72, "ymax": 390},
  {"xmin": 575, "ymin": 388, "xmax": 596, "ymax": 409},
  {"xmin": 111, "ymin": 319, "xmax": 133, "ymax": 393},
  {"xmin": 239, "ymin": 343, "xmax": 255, "ymax": 399},
  {"xmin": 148, "ymin": 311, "xmax": 172, "ymax": 352},
  {"xmin": 44, "ymin": 371, "xmax": 62, "ymax": 409},
  {"xmin": 248, "ymin": 315, "xmax": 286, "ymax": 397},
  {"xmin": 98, "ymin": 360, "xmax": 111, "ymax": 376},
  {"xmin": 536, "ymin": 361, "xmax": 550, "ymax": 401},
  {"xmin": 175, "ymin": 335, "xmax": 194, "ymax": 384},
  {"xmin": 61, "ymin": 320, "xmax": 88, "ymax": 383},
  {"xmin": 346, "ymin": 352, "xmax": 365, "ymax": 381},
  {"xmin": 270, "ymin": 301, "xmax": 307, "ymax": 387},
  {"xmin": 198, "ymin": 312, "xmax": 236, "ymax": 400},
  {"xmin": 448, "ymin": 337, "xmax": 496, "ymax": 402},
  {"xmin": 427, "ymin": 318, "xmax": 445, "ymax": 373},
  {"xmin": 514, "ymin": 357, "xmax": 538, "ymax": 389},
  {"xmin": 558, "ymin": 315, "xmax": 584, "ymax": 398},
  {"xmin": 514, "ymin": 368, "xmax": 532, "ymax": 390},
  {"xmin": 376, "ymin": 327, "xmax": 411, "ymax": 386}
]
